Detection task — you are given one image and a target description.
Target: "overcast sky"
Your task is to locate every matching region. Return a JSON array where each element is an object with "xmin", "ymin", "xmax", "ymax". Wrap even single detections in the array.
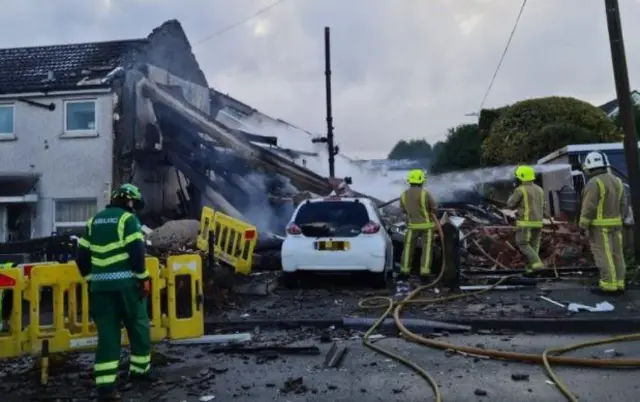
[{"xmin": 1, "ymin": 0, "xmax": 639, "ymax": 159}]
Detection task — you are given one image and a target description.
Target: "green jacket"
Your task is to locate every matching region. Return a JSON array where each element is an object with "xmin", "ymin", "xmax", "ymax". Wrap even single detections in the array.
[{"xmin": 76, "ymin": 206, "xmax": 148, "ymax": 292}]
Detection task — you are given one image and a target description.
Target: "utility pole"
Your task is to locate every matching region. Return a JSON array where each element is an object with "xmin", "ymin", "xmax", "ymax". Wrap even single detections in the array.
[
  {"xmin": 323, "ymin": 26, "xmax": 336, "ymax": 178},
  {"xmin": 311, "ymin": 27, "xmax": 339, "ymax": 177},
  {"xmin": 604, "ymin": 0, "xmax": 640, "ymax": 260}
]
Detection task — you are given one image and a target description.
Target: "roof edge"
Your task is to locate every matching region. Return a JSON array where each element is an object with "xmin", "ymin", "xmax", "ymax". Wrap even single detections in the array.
[{"xmin": 0, "ymin": 38, "xmax": 147, "ymax": 52}]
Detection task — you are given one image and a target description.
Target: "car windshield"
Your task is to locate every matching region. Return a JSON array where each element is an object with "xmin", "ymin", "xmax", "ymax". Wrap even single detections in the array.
[{"xmin": 294, "ymin": 201, "xmax": 370, "ymax": 227}]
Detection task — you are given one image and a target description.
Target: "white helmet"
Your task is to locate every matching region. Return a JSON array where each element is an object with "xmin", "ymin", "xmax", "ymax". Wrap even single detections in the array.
[{"xmin": 582, "ymin": 151, "xmax": 609, "ymax": 171}]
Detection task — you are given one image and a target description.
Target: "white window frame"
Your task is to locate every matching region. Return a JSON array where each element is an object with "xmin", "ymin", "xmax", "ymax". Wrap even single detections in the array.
[
  {"xmin": 53, "ymin": 198, "xmax": 97, "ymax": 233},
  {"xmin": 0, "ymin": 103, "xmax": 16, "ymax": 141},
  {"xmin": 62, "ymin": 99, "xmax": 98, "ymax": 138}
]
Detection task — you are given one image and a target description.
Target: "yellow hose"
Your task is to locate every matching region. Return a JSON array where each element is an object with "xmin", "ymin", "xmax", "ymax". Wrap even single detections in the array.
[{"xmin": 359, "ymin": 215, "xmax": 640, "ymax": 401}]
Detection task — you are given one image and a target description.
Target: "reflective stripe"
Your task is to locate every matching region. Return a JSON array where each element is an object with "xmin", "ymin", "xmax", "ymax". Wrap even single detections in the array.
[
  {"xmin": 616, "ymin": 231, "xmax": 625, "ymax": 290},
  {"xmin": 95, "ymin": 360, "xmax": 119, "ymax": 386},
  {"xmin": 136, "ymin": 270, "xmax": 150, "ymax": 279},
  {"xmin": 601, "ymin": 228, "xmax": 617, "ymax": 285},
  {"xmin": 408, "ymin": 222, "xmax": 434, "ymax": 229},
  {"xmin": 89, "ymin": 212, "xmax": 137, "ymax": 253},
  {"xmin": 401, "ymin": 229, "xmax": 413, "ymax": 274},
  {"xmin": 77, "ymin": 238, "xmax": 90, "ymax": 248},
  {"xmin": 96, "ymin": 374, "xmax": 117, "ymax": 385},
  {"xmin": 591, "ymin": 179, "xmax": 623, "ymax": 227},
  {"xmin": 401, "ymin": 190, "xmax": 434, "ymax": 229},
  {"xmin": 124, "ymin": 232, "xmax": 144, "ymax": 245},
  {"xmin": 599, "ymin": 279, "xmax": 617, "ymax": 291},
  {"xmin": 87, "ymin": 217, "xmax": 94, "ymax": 237},
  {"xmin": 95, "ymin": 361, "xmax": 119, "ymax": 371},
  {"xmin": 91, "ymin": 253, "xmax": 129, "ymax": 267},
  {"xmin": 130, "ymin": 364, "xmax": 150, "ymax": 374},
  {"xmin": 421, "ymin": 229, "xmax": 433, "ymax": 275},
  {"xmin": 90, "ymin": 270, "xmax": 149, "ymax": 281},
  {"xmin": 130, "ymin": 355, "xmax": 151, "ymax": 364},
  {"xmin": 130, "ymin": 354, "xmax": 151, "ymax": 374},
  {"xmin": 515, "ymin": 220, "xmax": 543, "ymax": 228},
  {"xmin": 516, "ymin": 186, "xmax": 542, "ymax": 228},
  {"xmin": 91, "ymin": 271, "xmax": 136, "ymax": 281},
  {"xmin": 89, "ymin": 212, "xmax": 141, "ymax": 268}
]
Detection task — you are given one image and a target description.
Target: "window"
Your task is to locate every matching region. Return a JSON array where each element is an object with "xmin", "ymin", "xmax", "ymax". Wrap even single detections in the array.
[
  {"xmin": 64, "ymin": 100, "xmax": 96, "ymax": 132},
  {"xmin": 295, "ymin": 201, "xmax": 370, "ymax": 227},
  {"xmin": 54, "ymin": 199, "xmax": 97, "ymax": 233},
  {"xmin": 0, "ymin": 104, "xmax": 15, "ymax": 137}
]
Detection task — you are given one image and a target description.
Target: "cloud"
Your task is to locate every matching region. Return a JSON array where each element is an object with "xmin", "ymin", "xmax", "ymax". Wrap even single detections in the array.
[{"xmin": 1, "ymin": 0, "xmax": 639, "ymax": 158}]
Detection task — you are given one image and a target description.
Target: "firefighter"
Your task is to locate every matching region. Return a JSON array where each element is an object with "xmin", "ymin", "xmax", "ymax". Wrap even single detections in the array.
[
  {"xmin": 0, "ymin": 261, "xmax": 16, "ymax": 332},
  {"xmin": 76, "ymin": 184, "xmax": 154, "ymax": 401},
  {"xmin": 507, "ymin": 165, "xmax": 545, "ymax": 275},
  {"xmin": 399, "ymin": 169, "xmax": 437, "ymax": 280},
  {"xmin": 579, "ymin": 151, "xmax": 627, "ymax": 295}
]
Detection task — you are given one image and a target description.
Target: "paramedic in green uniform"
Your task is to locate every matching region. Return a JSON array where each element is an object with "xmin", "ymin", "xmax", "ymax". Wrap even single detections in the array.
[{"xmin": 76, "ymin": 184, "xmax": 154, "ymax": 401}]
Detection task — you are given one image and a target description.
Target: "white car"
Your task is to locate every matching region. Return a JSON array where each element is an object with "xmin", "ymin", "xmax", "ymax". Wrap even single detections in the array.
[{"xmin": 280, "ymin": 196, "xmax": 394, "ymax": 288}]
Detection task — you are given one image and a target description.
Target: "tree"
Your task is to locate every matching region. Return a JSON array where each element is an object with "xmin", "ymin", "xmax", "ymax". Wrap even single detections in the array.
[
  {"xmin": 430, "ymin": 124, "xmax": 483, "ymax": 173},
  {"xmin": 432, "ymin": 141, "xmax": 445, "ymax": 159},
  {"xmin": 387, "ymin": 139, "xmax": 432, "ymax": 160},
  {"xmin": 481, "ymin": 96, "xmax": 621, "ymax": 165}
]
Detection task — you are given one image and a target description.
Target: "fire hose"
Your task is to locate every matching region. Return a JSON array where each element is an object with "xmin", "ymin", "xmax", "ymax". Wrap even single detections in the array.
[{"xmin": 358, "ymin": 214, "xmax": 640, "ymax": 402}]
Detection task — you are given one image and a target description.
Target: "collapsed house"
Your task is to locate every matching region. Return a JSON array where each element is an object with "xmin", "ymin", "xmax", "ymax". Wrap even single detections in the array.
[
  {"xmin": 0, "ymin": 19, "xmax": 377, "ymax": 243},
  {"xmin": 0, "ymin": 19, "xmax": 608, "ymax": 272}
]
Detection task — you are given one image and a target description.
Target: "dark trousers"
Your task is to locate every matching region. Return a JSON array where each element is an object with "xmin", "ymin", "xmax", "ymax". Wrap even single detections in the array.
[{"xmin": 90, "ymin": 289, "xmax": 151, "ymax": 389}]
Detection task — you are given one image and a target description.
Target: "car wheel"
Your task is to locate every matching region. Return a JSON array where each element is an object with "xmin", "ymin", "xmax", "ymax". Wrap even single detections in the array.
[
  {"xmin": 281, "ymin": 272, "xmax": 299, "ymax": 289},
  {"xmin": 372, "ymin": 270, "xmax": 389, "ymax": 289}
]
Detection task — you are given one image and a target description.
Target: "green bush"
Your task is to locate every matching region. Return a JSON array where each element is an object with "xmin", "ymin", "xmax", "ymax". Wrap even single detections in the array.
[
  {"xmin": 481, "ymin": 96, "xmax": 621, "ymax": 165},
  {"xmin": 431, "ymin": 124, "xmax": 483, "ymax": 173}
]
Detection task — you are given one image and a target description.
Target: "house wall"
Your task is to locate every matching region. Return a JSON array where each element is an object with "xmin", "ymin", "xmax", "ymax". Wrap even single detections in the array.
[
  {"xmin": 116, "ymin": 20, "xmax": 212, "ymax": 217},
  {"xmin": 0, "ymin": 90, "xmax": 114, "ymax": 237}
]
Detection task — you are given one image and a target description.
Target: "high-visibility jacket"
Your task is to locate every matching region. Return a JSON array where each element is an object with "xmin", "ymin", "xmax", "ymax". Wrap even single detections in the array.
[
  {"xmin": 0, "ymin": 262, "xmax": 13, "ymax": 269},
  {"xmin": 579, "ymin": 172, "xmax": 626, "ymax": 228},
  {"xmin": 400, "ymin": 186, "xmax": 437, "ymax": 229},
  {"xmin": 77, "ymin": 206, "xmax": 148, "ymax": 292},
  {"xmin": 507, "ymin": 182, "xmax": 545, "ymax": 228}
]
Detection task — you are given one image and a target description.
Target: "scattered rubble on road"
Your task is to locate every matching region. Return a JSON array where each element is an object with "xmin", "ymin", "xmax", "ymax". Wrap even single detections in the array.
[{"xmin": 431, "ymin": 204, "xmax": 594, "ymax": 270}]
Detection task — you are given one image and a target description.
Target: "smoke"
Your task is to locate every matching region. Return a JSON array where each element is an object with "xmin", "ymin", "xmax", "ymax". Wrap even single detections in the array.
[{"xmin": 214, "ymin": 107, "xmax": 574, "ymax": 231}]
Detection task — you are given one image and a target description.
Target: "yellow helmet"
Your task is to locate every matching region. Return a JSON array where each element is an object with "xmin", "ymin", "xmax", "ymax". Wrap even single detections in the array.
[
  {"xmin": 514, "ymin": 165, "xmax": 535, "ymax": 182},
  {"xmin": 407, "ymin": 169, "xmax": 426, "ymax": 185}
]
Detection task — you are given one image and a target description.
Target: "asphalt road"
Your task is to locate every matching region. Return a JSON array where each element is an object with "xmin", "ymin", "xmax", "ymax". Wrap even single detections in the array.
[
  {"xmin": 3, "ymin": 331, "xmax": 640, "ymax": 401},
  {"xmin": 216, "ymin": 273, "xmax": 640, "ymax": 328}
]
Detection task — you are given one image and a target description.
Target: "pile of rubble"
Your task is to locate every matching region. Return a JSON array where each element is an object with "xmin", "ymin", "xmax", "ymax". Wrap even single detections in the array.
[
  {"xmin": 464, "ymin": 225, "xmax": 591, "ymax": 269},
  {"xmin": 445, "ymin": 204, "xmax": 593, "ymax": 269}
]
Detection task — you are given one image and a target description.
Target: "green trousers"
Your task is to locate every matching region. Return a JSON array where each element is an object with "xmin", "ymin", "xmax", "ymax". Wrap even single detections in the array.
[
  {"xmin": 90, "ymin": 288, "xmax": 151, "ymax": 388},
  {"xmin": 400, "ymin": 228, "xmax": 434, "ymax": 276},
  {"xmin": 515, "ymin": 228, "xmax": 543, "ymax": 272}
]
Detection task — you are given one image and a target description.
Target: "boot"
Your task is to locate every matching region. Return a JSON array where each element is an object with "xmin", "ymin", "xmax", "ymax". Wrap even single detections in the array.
[
  {"xmin": 419, "ymin": 274, "xmax": 433, "ymax": 284},
  {"xmin": 589, "ymin": 287, "xmax": 622, "ymax": 296},
  {"xmin": 129, "ymin": 370, "xmax": 161, "ymax": 385},
  {"xmin": 396, "ymin": 273, "xmax": 409, "ymax": 282},
  {"xmin": 97, "ymin": 387, "xmax": 121, "ymax": 401}
]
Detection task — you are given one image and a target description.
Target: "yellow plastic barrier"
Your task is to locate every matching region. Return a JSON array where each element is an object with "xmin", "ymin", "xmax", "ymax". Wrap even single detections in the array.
[
  {"xmin": 197, "ymin": 206, "xmax": 258, "ymax": 275},
  {"xmin": 0, "ymin": 267, "xmax": 23, "ymax": 358},
  {"xmin": 0, "ymin": 254, "xmax": 205, "ymax": 383}
]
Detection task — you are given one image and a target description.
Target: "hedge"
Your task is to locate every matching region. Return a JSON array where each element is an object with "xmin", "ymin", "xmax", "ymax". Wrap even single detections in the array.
[{"xmin": 481, "ymin": 96, "xmax": 621, "ymax": 165}]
